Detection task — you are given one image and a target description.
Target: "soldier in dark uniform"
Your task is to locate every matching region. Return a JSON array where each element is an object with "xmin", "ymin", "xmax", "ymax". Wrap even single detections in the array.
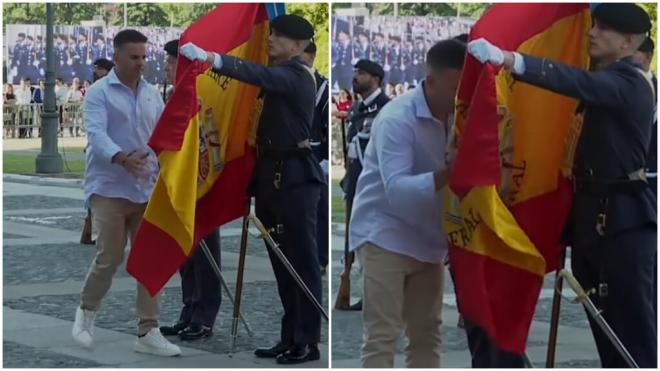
[
  {"xmin": 633, "ymin": 37, "xmax": 657, "ymax": 196},
  {"xmin": 403, "ymin": 39, "xmax": 415, "ymax": 86},
  {"xmin": 468, "ymin": 3, "xmax": 656, "ymax": 368},
  {"xmin": 74, "ymin": 33, "xmax": 92, "ymax": 83},
  {"xmin": 334, "ymin": 29, "xmax": 354, "ymax": 91},
  {"xmin": 12, "ymin": 33, "xmax": 26, "ymax": 84},
  {"xmin": 339, "ymin": 59, "xmax": 391, "ymax": 310},
  {"xmin": 302, "ymin": 42, "xmax": 330, "ymax": 274},
  {"xmin": 354, "ymin": 31, "xmax": 370, "ymax": 61},
  {"xmin": 179, "ymin": 14, "xmax": 324, "ymax": 364},
  {"xmin": 371, "ymin": 33, "xmax": 389, "ymax": 86},
  {"xmin": 412, "ymin": 37, "xmax": 427, "ymax": 86},
  {"xmin": 24, "ymin": 36, "xmax": 40, "ymax": 83},
  {"xmin": 92, "ymin": 38, "xmax": 108, "ymax": 62},
  {"xmin": 35, "ymin": 36, "xmax": 46, "ymax": 76},
  {"xmin": 633, "ymin": 36, "xmax": 657, "ymax": 318},
  {"xmin": 388, "ymin": 36, "xmax": 403, "ymax": 86},
  {"xmin": 159, "ymin": 39, "xmax": 222, "ymax": 341}
]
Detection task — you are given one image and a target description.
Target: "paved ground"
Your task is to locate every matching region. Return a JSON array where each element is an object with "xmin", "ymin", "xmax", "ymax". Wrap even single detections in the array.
[
  {"xmin": 329, "ymin": 173, "xmax": 602, "ymax": 368},
  {"xmin": 3, "ymin": 174, "xmax": 328, "ymax": 368}
]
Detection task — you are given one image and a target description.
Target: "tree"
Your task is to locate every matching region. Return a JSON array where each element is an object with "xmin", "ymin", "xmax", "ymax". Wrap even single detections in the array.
[
  {"xmin": 114, "ymin": 3, "xmax": 169, "ymax": 27},
  {"xmin": 288, "ymin": 3, "xmax": 329, "ymax": 76}
]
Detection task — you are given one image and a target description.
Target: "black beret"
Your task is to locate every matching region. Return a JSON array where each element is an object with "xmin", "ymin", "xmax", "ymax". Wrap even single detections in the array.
[
  {"xmin": 639, "ymin": 37, "xmax": 655, "ymax": 54},
  {"xmin": 592, "ymin": 4, "xmax": 651, "ymax": 34},
  {"xmin": 304, "ymin": 41, "xmax": 316, "ymax": 54},
  {"xmin": 93, "ymin": 58, "xmax": 114, "ymax": 71},
  {"xmin": 354, "ymin": 59, "xmax": 384, "ymax": 80},
  {"xmin": 164, "ymin": 39, "xmax": 179, "ymax": 57},
  {"xmin": 270, "ymin": 14, "xmax": 314, "ymax": 40},
  {"xmin": 453, "ymin": 33, "xmax": 469, "ymax": 44}
]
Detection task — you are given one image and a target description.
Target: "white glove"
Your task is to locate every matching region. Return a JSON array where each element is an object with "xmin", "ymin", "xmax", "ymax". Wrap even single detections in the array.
[
  {"xmin": 179, "ymin": 42, "xmax": 208, "ymax": 63},
  {"xmin": 467, "ymin": 38, "xmax": 504, "ymax": 65},
  {"xmin": 320, "ymin": 159, "xmax": 329, "ymax": 176}
]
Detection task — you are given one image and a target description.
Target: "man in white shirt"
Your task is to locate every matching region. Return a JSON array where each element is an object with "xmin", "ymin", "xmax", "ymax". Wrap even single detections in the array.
[
  {"xmin": 349, "ymin": 39, "xmax": 465, "ymax": 368},
  {"xmin": 72, "ymin": 29, "xmax": 180, "ymax": 357}
]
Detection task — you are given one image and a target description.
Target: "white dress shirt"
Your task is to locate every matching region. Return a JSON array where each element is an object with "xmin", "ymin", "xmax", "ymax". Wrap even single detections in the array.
[
  {"xmin": 16, "ymin": 87, "xmax": 32, "ymax": 104},
  {"xmin": 83, "ymin": 68, "xmax": 164, "ymax": 207},
  {"xmin": 349, "ymin": 82, "xmax": 450, "ymax": 263}
]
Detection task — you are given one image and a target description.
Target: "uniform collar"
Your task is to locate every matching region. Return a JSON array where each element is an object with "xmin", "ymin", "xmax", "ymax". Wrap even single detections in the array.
[{"xmin": 362, "ymin": 88, "xmax": 382, "ymax": 106}]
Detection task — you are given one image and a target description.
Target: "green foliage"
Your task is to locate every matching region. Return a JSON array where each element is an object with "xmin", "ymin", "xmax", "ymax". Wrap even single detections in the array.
[
  {"xmin": 288, "ymin": 3, "xmax": 329, "ymax": 76},
  {"xmin": 3, "ymin": 3, "xmax": 329, "ymax": 75},
  {"xmin": 332, "ymin": 2, "xmax": 492, "ymax": 17}
]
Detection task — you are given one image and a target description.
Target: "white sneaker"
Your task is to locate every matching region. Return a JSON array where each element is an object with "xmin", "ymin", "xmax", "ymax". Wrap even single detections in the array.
[
  {"xmin": 72, "ymin": 306, "xmax": 96, "ymax": 348},
  {"xmin": 134, "ymin": 328, "xmax": 182, "ymax": 357}
]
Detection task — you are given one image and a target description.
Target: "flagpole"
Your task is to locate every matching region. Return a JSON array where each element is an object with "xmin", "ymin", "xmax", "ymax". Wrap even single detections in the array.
[
  {"xmin": 231, "ymin": 199, "xmax": 252, "ymax": 351},
  {"xmin": 199, "ymin": 239, "xmax": 253, "ymax": 337},
  {"xmin": 545, "ymin": 249, "xmax": 567, "ymax": 367}
]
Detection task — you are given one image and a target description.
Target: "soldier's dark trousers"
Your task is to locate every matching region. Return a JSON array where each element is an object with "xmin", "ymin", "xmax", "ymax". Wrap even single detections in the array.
[
  {"xmin": 317, "ymin": 181, "xmax": 329, "ymax": 268},
  {"xmin": 571, "ymin": 225, "xmax": 657, "ymax": 368},
  {"xmin": 463, "ymin": 318, "xmax": 526, "ymax": 368},
  {"xmin": 256, "ymin": 182, "xmax": 322, "ymax": 346},
  {"xmin": 178, "ymin": 230, "xmax": 222, "ymax": 328}
]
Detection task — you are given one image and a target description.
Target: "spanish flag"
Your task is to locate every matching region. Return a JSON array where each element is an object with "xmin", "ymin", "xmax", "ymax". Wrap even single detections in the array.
[
  {"xmin": 127, "ymin": 3, "xmax": 284, "ymax": 296},
  {"xmin": 444, "ymin": 4, "xmax": 590, "ymax": 354}
]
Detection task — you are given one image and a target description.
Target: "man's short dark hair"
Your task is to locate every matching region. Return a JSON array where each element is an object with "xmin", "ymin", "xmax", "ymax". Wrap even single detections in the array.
[
  {"xmin": 639, "ymin": 37, "xmax": 655, "ymax": 55},
  {"xmin": 113, "ymin": 29, "xmax": 148, "ymax": 50},
  {"xmin": 426, "ymin": 39, "xmax": 466, "ymax": 73}
]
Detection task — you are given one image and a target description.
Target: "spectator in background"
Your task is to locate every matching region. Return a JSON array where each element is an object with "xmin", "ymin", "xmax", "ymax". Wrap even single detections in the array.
[
  {"xmin": 68, "ymin": 77, "xmax": 84, "ymax": 137},
  {"xmin": 4, "ymin": 83, "xmax": 16, "ymax": 103},
  {"xmin": 55, "ymin": 78, "xmax": 69, "ymax": 135},
  {"xmin": 32, "ymin": 79, "xmax": 45, "ymax": 104},
  {"xmin": 93, "ymin": 58, "xmax": 114, "ymax": 82},
  {"xmin": 16, "ymin": 78, "xmax": 33, "ymax": 105},
  {"xmin": 394, "ymin": 83, "xmax": 406, "ymax": 97},
  {"xmin": 385, "ymin": 83, "xmax": 395, "ymax": 99},
  {"xmin": 81, "ymin": 80, "xmax": 92, "ymax": 96},
  {"xmin": 334, "ymin": 88, "xmax": 353, "ymax": 119}
]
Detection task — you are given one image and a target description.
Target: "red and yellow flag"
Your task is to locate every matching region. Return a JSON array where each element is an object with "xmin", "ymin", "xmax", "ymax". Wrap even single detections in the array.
[
  {"xmin": 127, "ymin": 3, "xmax": 271, "ymax": 296},
  {"xmin": 444, "ymin": 3, "xmax": 591, "ymax": 354}
]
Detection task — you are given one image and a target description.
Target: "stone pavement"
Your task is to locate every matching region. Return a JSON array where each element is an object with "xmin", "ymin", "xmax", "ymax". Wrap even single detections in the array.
[
  {"xmin": 329, "ymin": 179, "xmax": 601, "ymax": 368},
  {"xmin": 3, "ymin": 175, "xmax": 328, "ymax": 368}
]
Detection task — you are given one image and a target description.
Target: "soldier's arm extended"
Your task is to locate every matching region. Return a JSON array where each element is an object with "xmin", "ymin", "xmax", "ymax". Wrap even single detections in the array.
[
  {"xmin": 467, "ymin": 37, "xmax": 635, "ymax": 107},
  {"xmin": 212, "ymin": 55, "xmax": 305, "ymax": 95},
  {"xmin": 513, "ymin": 54, "xmax": 634, "ymax": 107}
]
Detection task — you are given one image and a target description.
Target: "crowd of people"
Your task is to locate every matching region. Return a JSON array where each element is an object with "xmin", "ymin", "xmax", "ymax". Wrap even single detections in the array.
[
  {"xmin": 331, "ymin": 16, "xmax": 473, "ymax": 91},
  {"xmin": 6, "ymin": 26, "xmax": 182, "ymax": 86}
]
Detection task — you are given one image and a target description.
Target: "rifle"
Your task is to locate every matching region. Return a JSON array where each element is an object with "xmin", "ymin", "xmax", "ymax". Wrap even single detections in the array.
[{"xmin": 334, "ymin": 118, "xmax": 354, "ymax": 310}]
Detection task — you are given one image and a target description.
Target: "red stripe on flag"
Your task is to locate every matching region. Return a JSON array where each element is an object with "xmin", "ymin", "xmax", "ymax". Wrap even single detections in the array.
[
  {"xmin": 451, "ymin": 64, "xmax": 501, "ymax": 197},
  {"xmin": 450, "ymin": 246, "xmax": 543, "ymax": 354},
  {"xmin": 509, "ymin": 176, "xmax": 572, "ymax": 272},
  {"xmin": 127, "ymin": 220, "xmax": 189, "ymax": 296}
]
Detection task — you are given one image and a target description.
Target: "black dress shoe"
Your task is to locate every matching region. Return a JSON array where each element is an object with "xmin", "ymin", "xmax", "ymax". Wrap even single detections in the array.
[
  {"xmin": 348, "ymin": 299, "xmax": 362, "ymax": 311},
  {"xmin": 179, "ymin": 323, "xmax": 212, "ymax": 340},
  {"xmin": 159, "ymin": 321, "xmax": 188, "ymax": 336},
  {"xmin": 254, "ymin": 342, "xmax": 291, "ymax": 358},
  {"xmin": 276, "ymin": 344, "xmax": 320, "ymax": 364}
]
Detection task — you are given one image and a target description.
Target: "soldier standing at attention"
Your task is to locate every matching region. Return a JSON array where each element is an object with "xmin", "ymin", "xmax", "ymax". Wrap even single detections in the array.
[
  {"xmin": 468, "ymin": 3, "xmax": 656, "ymax": 367},
  {"xmin": 179, "ymin": 14, "xmax": 324, "ymax": 365}
]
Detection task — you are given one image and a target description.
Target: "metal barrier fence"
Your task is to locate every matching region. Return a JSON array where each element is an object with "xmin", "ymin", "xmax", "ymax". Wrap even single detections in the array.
[{"xmin": 3, "ymin": 102, "xmax": 85, "ymax": 139}]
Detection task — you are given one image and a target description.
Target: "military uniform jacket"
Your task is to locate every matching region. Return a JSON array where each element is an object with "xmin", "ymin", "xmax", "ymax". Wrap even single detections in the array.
[
  {"xmin": 341, "ymin": 91, "xmax": 391, "ymax": 200},
  {"xmin": 311, "ymin": 70, "xmax": 329, "ymax": 162},
  {"xmin": 516, "ymin": 55, "xmax": 656, "ymax": 247},
  {"xmin": 214, "ymin": 55, "xmax": 324, "ymax": 191}
]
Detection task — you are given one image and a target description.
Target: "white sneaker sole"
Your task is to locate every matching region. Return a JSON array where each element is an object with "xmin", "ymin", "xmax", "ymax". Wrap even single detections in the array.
[
  {"xmin": 72, "ymin": 331, "xmax": 93, "ymax": 348},
  {"xmin": 133, "ymin": 341, "xmax": 181, "ymax": 357}
]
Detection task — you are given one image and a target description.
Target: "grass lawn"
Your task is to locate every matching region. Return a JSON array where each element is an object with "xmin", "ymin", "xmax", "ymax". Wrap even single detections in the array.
[
  {"xmin": 331, "ymin": 178, "xmax": 346, "ymax": 223},
  {"xmin": 3, "ymin": 152, "xmax": 85, "ymax": 178}
]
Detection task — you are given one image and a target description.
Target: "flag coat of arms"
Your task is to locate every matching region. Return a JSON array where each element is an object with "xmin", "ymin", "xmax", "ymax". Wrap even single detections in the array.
[{"xmin": 127, "ymin": 3, "xmax": 285, "ymax": 296}]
